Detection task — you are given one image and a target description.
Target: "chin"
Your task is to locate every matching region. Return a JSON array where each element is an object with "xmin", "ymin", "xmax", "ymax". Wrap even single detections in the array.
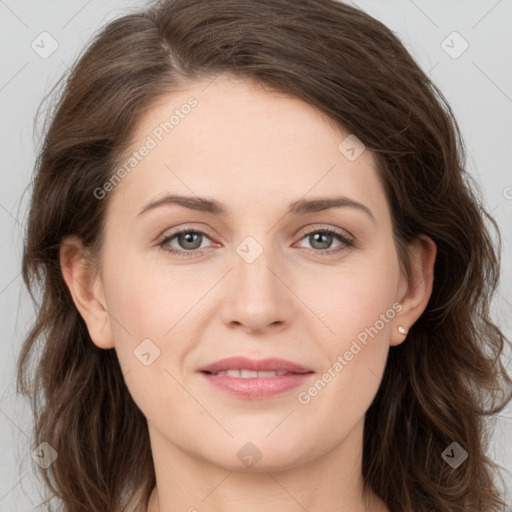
[{"xmin": 199, "ymin": 437, "xmax": 315, "ymax": 473}]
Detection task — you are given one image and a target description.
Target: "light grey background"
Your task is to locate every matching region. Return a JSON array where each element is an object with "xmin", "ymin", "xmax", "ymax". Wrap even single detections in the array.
[{"xmin": 1, "ymin": 0, "xmax": 511, "ymax": 510}]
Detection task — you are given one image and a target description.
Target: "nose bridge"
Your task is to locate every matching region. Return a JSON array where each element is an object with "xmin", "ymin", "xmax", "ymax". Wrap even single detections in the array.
[
  {"xmin": 222, "ymin": 233, "xmax": 292, "ymax": 330},
  {"xmin": 235, "ymin": 233, "xmax": 281, "ymax": 298}
]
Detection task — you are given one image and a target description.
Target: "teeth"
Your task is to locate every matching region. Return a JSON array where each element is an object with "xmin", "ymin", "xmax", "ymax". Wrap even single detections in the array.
[
  {"xmin": 257, "ymin": 370, "xmax": 285, "ymax": 378},
  {"xmin": 240, "ymin": 369, "xmax": 258, "ymax": 378},
  {"xmin": 212, "ymin": 369, "xmax": 289, "ymax": 378}
]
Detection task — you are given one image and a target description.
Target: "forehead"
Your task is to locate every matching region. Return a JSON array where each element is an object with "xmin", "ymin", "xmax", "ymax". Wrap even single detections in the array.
[{"xmin": 108, "ymin": 75, "xmax": 388, "ymax": 222}]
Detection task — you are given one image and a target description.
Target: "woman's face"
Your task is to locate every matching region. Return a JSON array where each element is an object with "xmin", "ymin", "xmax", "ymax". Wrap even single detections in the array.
[{"xmin": 65, "ymin": 74, "xmax": 433, "ymax": 473}]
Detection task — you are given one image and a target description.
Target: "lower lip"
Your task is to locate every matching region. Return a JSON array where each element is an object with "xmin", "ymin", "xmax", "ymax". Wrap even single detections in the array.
[{"xmin": 199, "ymin": 372, "xmax": 314, "ymax": 398}]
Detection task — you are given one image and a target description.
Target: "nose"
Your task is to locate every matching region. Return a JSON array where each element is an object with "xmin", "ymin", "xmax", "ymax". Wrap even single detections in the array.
[{"xmin": 220, "ymin": 239, "xmax": 294, "ymax": 334}]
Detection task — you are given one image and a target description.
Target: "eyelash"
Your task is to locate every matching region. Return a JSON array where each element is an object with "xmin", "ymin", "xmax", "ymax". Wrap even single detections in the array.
[{"xmin": 157, "ymin": 226, "xmax": 354, "ymax": 257}]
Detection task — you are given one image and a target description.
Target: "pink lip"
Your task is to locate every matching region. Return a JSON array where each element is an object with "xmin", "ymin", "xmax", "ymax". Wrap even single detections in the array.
[{"xmin": 198, "ymin": 357, "xmax": 314, "ymax": 399}]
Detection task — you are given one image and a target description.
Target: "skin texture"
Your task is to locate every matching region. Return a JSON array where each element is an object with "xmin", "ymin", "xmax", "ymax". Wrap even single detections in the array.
[{"xmin": 60, "ymin": 75, "xmax": 436, "ymax": 512}]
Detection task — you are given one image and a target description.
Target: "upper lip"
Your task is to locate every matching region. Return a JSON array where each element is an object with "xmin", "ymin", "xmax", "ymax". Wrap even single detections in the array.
[{"xmin": 198, "ymin": 357, "xmax": 313, "ymax": 374}]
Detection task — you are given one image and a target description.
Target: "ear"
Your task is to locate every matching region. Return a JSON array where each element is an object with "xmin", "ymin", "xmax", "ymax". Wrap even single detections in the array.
[
  {"xmin": 391, "ymin": 234, "xmax": 437, "ymax": 347},
  {"xmin": 60, "ymin": 235, "xmax": 115, "ymax": 349}
]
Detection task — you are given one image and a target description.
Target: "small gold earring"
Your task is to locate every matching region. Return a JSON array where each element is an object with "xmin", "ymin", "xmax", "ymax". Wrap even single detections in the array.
[{"xmin": 398, "ymin": 326, "xmax": 407, "ymax": 335}]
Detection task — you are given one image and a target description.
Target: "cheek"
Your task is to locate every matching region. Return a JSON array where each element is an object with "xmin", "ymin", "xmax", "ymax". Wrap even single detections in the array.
[
  {"xmin": 320, "ymin": 246, "xmax": 400, "ymax": 343},
  {"xmin": 102, "ymin": 258, "xmax": 190, "ymax": 423},
  {"xmin": 101, "ymin": 249, "xmax": 208, "ymax": 392},
  {"xmin": 102, "ymin": 248, "xmax": 196, "ymax": 336},
  {"xmin": 303, "ymin": 249, "xmax": 399, "ymax": 407},
  {"xmin": 295, "ymin": 291, "xmax": 395, "ymax": 445}
]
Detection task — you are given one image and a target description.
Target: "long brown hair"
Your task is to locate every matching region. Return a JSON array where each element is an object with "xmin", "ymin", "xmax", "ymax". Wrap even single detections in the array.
[{"xmin": 17, "ymin": 0, "xmax": 512, "ymax": 510}]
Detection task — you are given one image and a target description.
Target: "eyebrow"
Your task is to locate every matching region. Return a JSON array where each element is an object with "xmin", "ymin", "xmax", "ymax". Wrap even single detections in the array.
[{"xmin": 137, "ymin": 194, "xmax": 376, "ymax": 223}]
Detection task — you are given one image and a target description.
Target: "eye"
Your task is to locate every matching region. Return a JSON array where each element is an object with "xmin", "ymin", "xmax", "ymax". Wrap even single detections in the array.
[
  {"xmin": 158, "ymin": 228, "xmax": 214, "ymax": 257},
  {"xmin": 158, "ymin": 226, "xmax": 354, "ymax": 257},
  {"xmin": 295, "ymin": 227, "xmax": 354, "ymax": 255}
]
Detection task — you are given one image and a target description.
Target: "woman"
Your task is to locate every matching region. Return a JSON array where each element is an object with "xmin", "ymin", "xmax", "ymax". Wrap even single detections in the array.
[{"xmin": 17, "ymin": 0, "xmax": 512, "ymax": 510}]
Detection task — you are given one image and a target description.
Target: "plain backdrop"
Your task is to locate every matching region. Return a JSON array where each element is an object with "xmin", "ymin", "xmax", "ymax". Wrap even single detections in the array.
[{"xmin": 1, "ymin": 0, "xmax": 511, "ymax": 510}]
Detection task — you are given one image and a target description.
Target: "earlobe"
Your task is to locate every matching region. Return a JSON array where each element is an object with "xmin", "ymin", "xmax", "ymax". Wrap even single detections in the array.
[
  {"xmin": 60, "ymin": 236, "xmax": 114, "ymax": 349},
  {"xmin": 391, "ymin": 234, "xmax": 437, "ymax": 346}
]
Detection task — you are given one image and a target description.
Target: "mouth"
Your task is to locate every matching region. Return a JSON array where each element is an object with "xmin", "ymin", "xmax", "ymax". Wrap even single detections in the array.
[{"xmin": 197, "ymin": 357, "xmax": 315, "ymax": 399}]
